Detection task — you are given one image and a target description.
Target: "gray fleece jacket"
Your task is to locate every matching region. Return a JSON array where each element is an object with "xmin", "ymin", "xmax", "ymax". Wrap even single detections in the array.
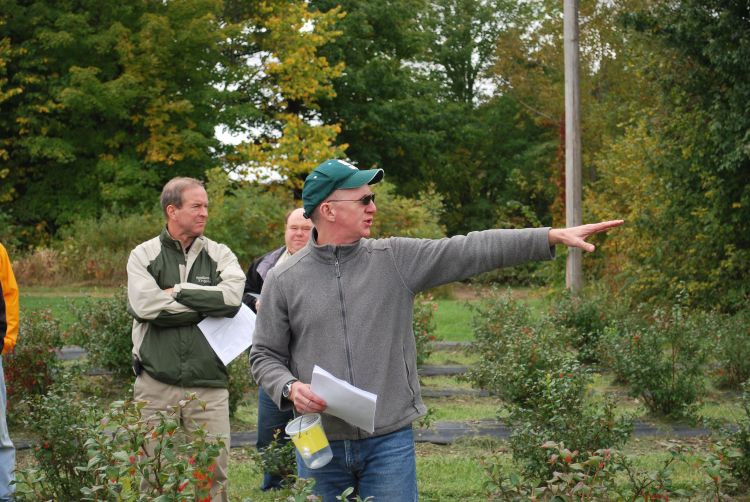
[{"xmin": 249, "ymin": 228, "xmax": 554, "ymax": 441}]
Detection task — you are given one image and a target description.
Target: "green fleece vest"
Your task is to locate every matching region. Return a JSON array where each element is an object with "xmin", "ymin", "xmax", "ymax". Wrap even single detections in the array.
[{"xmin": 128, "ymin": 228, "xmax": 244, "ymax": 388}]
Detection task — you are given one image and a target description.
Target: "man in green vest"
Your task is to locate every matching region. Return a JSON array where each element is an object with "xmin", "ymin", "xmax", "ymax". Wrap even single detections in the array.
[{"xmin": 127, "ymin": 177, "xmax": 245, "ymax": 501}]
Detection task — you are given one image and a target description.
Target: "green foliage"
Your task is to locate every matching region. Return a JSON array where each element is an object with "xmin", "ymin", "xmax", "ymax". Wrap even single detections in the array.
[
  {"xmin": 1, "ymin": 0, "xmax": 346, "ymax": 247},
  {"xmin": 69, "ymin": 288, "xmax": 133, "ymax": 378},
  {"xmin": 246, "ymin": 430, "xmax": 297, "ymax": 488},
  {"xmin": 712, "ymin": 380, "xmax": 750, "ymax": 487},
  {"xmin": 413, "ymin": 293, "xmax": 439, "ymax": 366},
  {"xmin": 18, "ymin": 169, "xmax": 294, "ymax": 285},
  {"xmin": 587, "ymin": 1, "xmax": 750, "ymax": 311},
  {"xmin": 312, "ymin": 0, "xmax": 557, "ymax": 236},
  {"xmin": 227, "ymin": 353, "xmax": 254, "ymax": 418},
  {"xmin": 491, "ymin": 0, "xmax": 650, "ymax": 229},
  {"xmin": 549, "ymin": 293, "xmax": 605, "ymax": 364},
  {"xmin": 466, "ymin": 290, "xmax": 631, "ymax": 481},
  {"xmin": 85, "ymin": 395, "xmax": 223, "ymax": 501},
  {"xmin": 506, "ymin": 389, "xmax": 632, "ymax": 484},
  {"xmin": 0, "ymin": 211, "xmax": 19, "ymax": 251},
  {"xmin": 729, "ymin": 393, "xmax": 750, "ymax": 486},
  {"xmin": 598, "ymin": 298, "xmax": 709, "ymax": 417},
  {"xmin": 14, "ymin": 389, "xmax": 225, "ymax": 501},
  {"xmin": 0, "ymin": 0, "xmax": 226, "ymax": 236},
  {"xmin": 484, "ymin": 442, "xmax": 698, "ymax": 501},
  {"xmin": 425, "ymin": 96, "xmax": 557, "ymax": 236},
  {"xmin": 418, "ymin": 2, "xmax": 558, "ymax": 234},
  {"xmin": 15, "ymin": 171, "xmax": 452, "ymax": 286},
  {"xmin": 370, "ymin": 181, "xmax": 446, "ymax": 239},
  {"xmin": 57, "ymin": 211, "xmax": 163, "ymax": 285},
  {"xmin": 465, "ymin": 290, "xmax": 568, "ymax": 406},
  {"xmin": 597, "ymin": 326, "xmax": 631, "ymax": 388},
  {"xmin": 203, "ymin": 168, "xmax": 293, "ymax": 267},
  {"xmin": 471, "ymin": 261, "xmax": 547, "ymax": 289},
  {"xmin": 15, "ymin": 376, "xmax": 102, "ymax": 501},
  {"xmin": 311, "ymin": 0, "xmax": 442, "ymax": 194},
  {"xmin": 484, "ymin": 443, "xmax": 618, "ymax": 500},
  {"xmin": 548, "ymin": 286, "xmax": 630, "ymax": 364},
  {"xmin": 230, "ymin": 1, "xmax": 347, "ymax": 189},
  {"xmin": 422, "ymin": 0, "xmax": 506, "ymax": 104},
  {"xmin": 709, "ymin": 305, "xmax": 750, "ymax": 390},
  {"xmin": 281, "ymin": 477, "xmax": 317, "ymax": 501},
  {"xmin": 70, "ymin": 283, "xmax": 254, "ymax": 416},
  {"xmin": 336, "ymin": 487, "xmax": 373, "ymax": 501},
  {"xmin": 4, "ymin": 309, "xmax": 63, "ymax": 412},
  {"xmin": 586, "ymin": 118, "xmax": 669, "ymax": 303}
]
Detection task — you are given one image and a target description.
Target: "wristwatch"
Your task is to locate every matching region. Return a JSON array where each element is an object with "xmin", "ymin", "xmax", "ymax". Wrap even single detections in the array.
[{"xmin": 282, "ymin": 379, "xmax": 297, "ymax": 400}]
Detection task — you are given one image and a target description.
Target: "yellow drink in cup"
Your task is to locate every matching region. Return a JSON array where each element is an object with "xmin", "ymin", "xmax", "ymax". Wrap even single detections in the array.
[{"xmin": 285, "ymin": 413, "xmax": 333, "ymax": 469}]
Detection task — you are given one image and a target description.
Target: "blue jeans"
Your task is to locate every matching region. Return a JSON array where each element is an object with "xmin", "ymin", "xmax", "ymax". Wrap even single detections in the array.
[
  {"xmin": 0, "ymin": 356, "xmax": 15, "ymax": 501},
  {"xmin": 257, "ymin": 386, "xmax": 294, "ymax": 490},
  {"xmin": 296, "ymin": 425, "xmax": 417, "ymax": 502}
]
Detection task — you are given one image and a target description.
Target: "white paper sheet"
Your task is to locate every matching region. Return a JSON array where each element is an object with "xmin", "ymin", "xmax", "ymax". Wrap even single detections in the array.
[
  {"xmin": 310, "ymin": 365, "xmax": 378, "ymax": 433},
  {"xmin": 197, "ymin": 303, "xmax": 256, "ymax": 366}
]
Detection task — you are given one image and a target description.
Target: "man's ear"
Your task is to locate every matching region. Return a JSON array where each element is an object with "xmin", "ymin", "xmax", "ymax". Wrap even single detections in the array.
[
  {"xmin": 319, "ymin": 202, "xmax": 336, "ymax": 221},
  {"xmin": 166, "ymin": 205, "xmax": 175, "ymax": 219}
]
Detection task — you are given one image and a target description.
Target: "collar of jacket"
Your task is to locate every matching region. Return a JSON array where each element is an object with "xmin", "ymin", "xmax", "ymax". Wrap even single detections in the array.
[
  {"xmin": 158, "ymin": 225, "xmax": 205, "ymax": 254},
  {"xmin": 306, "ymin": 228, "xmax": 365, "ymax": 264}
]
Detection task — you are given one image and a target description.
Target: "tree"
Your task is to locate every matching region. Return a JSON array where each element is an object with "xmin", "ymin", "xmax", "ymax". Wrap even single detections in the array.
[
  {"xmin": 0, "ymin": 0, "xmax": 348, "ymax": 244},
  {"xmin": 223, "ymin": 0, "xmax": 348, "ymax": 191},
  {"xmin": 310, "ymin": 0, "xmax": 444, "ymax": 183},
  {"xmin": 0, "ymin": 17, "xmax": 21, "ymax": 204},
  {"xmin": 418, "ymin": 0, "xmax": 558, "ymax": 233},
  {"xmin": 0, "ymin": 0, "xmax": 226, "ymax": 236},
  {"xmin": 589, "ymin": 0, "xmax": 750, "ymax": 309},
  {"xmin": 491, "ymin": 0, "xmax": 654, "ymax": 224},
  {"xmin": 312, "ymin": 0, "xmax": 557, "ymax": 234},
  {"xmin": 422, "ymin": 0, "xmax": 509, "ymax": 105}
]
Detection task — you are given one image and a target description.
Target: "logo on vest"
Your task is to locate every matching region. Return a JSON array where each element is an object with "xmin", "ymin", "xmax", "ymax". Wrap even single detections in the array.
[{"xmin": 195, "ymin": 275, "xmax": 212, "ymax": 285}]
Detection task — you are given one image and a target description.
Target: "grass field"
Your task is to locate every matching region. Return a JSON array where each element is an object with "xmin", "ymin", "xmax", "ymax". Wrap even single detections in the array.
[
  {"xmin": 19, "ymin": 285, "xmax": 118, "ymax": 328},
  {"xmin": 433, "ymin": 299, "xmax": 475, "ymax": 342},
  {"xmin": 432, "ymin": 285, "xmax": 548, "ymax": 342}
]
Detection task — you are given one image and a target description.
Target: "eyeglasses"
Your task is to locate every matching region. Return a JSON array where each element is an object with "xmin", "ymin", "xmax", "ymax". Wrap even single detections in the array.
[{"xmin": 326, "ymin": 193, "xmax": 376, "ymax": 206}]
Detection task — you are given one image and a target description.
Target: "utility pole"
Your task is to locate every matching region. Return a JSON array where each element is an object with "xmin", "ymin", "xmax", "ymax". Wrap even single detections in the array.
[{"xmin": 564, "ymin": 0, "xmax": 583, "ymax": 292}]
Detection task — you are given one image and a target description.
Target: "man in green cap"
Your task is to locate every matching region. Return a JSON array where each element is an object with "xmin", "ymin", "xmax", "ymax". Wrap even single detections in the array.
[{"xmin": 250, "ymin": 158, "xmax": 623, "ymax": 501}]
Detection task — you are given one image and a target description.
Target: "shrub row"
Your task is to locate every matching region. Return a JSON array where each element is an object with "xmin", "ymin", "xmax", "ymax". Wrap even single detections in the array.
[
  {"xmin": 465, "ymin": 290, "xmax": 632, "ymax": 482},
  {"xmin": 471, "ymin": 287, "xmax": 750, "ymax": 417},
  {"xmin": 560, "ymin": 291, "xmax": 749, "ymax": 408},
  {"xmin": 486, "ymin": 382, "xmax": 750, "ymax": 499},
  {"xmin": 466, "ymin": 287, "xmax": 750, "ymax": 494}
]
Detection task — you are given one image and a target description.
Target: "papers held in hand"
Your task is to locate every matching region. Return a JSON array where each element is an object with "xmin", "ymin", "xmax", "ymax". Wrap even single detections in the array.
[
  {"xmin": 311, "ymin": 365, "xmax": 378, "ymax": 433},
  {"xmin": 197, "ymin": 303, "xmax": 256, "ymax": 366}
]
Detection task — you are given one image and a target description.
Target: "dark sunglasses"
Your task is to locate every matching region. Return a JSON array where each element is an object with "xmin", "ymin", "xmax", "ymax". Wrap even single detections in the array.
[{"xmin": 326, "ymin": 193, "xmax": 376, "ymax": 206}]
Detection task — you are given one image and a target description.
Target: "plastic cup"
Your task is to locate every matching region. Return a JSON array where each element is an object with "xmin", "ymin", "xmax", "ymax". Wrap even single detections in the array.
[{"xmin": 284, "ymin": 413, "xmax": 333, "ymax": 469}]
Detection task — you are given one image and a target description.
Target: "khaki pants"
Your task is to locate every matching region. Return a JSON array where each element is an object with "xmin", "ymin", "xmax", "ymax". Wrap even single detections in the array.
[{"xmin": 134, "ymin": 371, "xmax": 230, "ymax": 502}]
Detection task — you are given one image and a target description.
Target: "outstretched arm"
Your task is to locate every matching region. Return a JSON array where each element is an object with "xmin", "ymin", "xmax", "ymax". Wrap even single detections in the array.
[{"xmin": 548, "ymin": 220, "xmax": 624, "ymax": 253}]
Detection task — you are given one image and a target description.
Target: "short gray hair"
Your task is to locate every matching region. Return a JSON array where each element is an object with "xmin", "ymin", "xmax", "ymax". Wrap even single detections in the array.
[
  {"xmin": 308, "ymin": 206, "xmax": 322, "ymax": 225},
  {"xmin": 160, "ymin": 177, "xmax": 204, "ymax": 217}
]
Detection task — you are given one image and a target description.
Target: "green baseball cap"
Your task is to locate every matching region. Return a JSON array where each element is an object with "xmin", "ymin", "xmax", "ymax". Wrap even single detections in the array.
[{"xmin": 302, "ymin": 159, "xmax": 384, "ymax": 218}]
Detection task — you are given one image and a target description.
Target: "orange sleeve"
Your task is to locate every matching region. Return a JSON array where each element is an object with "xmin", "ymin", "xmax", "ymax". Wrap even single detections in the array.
[{"xmin": 0, "ymin": 243, "xmax": 19, "ymax": 354}]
